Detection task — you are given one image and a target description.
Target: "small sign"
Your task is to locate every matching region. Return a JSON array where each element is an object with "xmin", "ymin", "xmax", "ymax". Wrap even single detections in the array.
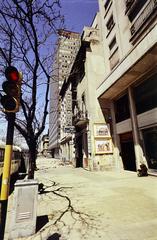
[{"xmin": 64, "ymin": 126, "xmax": 75, "ymax": 133}]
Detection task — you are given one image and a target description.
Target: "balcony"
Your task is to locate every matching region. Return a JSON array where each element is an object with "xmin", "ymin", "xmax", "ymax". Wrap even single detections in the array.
[
  {"xmin": 130, "ymin": 0, "xmax": 157, "ymax": 38},
  {"xmin": 73, "ymin": 110, "xmax": 89, "ymax": 127},
  {"xmin": 82, "ymin": 26, "xmax": 99, "ymax": 44}
]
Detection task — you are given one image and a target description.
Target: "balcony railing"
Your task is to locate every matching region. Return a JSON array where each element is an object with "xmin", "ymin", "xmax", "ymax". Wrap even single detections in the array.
[
  {"xmin": 82, "ymin": 26, "xmax": 99, "ymax": 43},
  {"xmin": 130, "ymin": 0, "xmax": 157, "ymax": 36}
]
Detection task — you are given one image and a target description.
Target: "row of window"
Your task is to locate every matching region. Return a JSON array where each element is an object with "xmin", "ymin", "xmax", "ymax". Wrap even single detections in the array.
[
  {"xmin": 60, "ymin": 35, "xmax": 80, "ymax": 41},
  {"xmin": 104, "ymin": 0, "xmax": 148, "ymax": 22},
  {"xmin": 60, "ymin": 45, "xmax": 78, "ymax": 51},
  {"xmin": 114, "ymin": 72, "xmax": 157, "ymax": 123},
  {"xmin": 102, "ymin": 0, "xmax": 119, "ymax": 70},
  {"xmin": 60, "ymin": 54, "xmax": 73, "ymax": 59},
  {"xmin": 126, "ymin": 0, "xmax": 148, "ymax": 22},
  {"xmin": 103, "ymin": 0, "xmax": 150, "ymax": 70}
]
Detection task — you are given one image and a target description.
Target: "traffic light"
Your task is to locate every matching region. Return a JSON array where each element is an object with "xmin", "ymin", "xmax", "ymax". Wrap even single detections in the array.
[{"xmin": 0, "ymin": 66, "xmax": 21, "ymax": 113}]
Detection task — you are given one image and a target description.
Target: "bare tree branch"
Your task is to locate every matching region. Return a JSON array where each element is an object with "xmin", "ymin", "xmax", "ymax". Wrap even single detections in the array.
[{"xmin": 0, "ymin": 0, "xmax": 64, "ymax": 178}]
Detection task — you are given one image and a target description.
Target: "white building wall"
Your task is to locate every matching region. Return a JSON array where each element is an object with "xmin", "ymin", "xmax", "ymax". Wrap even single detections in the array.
[
  {"xmin": 97, "ymin": 0, "xmax": 157, "ymax": 172},
  {"xmin": 75, "ymin": 13, "xmax": 116, "ymax": 170}
]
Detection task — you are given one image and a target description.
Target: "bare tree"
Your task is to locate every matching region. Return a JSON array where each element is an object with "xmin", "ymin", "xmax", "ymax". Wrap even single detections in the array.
[{"xmin": 0, "ymin": 0, "xmax": 64, "ymax": 178}]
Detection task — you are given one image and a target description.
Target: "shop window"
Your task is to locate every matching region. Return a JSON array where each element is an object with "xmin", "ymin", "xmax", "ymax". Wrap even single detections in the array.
[
  {"xmin": 134, "ymin": 73, "xmax": 157, "ymax": 114},
  {"xmin": 115, "ymin": 94, "xmax": 130, "ymax": 123},
  {"xmin": 143, "ymin": 127, "xmax": 157, "ymax": 170}
]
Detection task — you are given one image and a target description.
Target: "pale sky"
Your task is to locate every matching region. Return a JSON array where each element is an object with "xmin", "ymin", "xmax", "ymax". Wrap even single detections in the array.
[
  {"xmin": 0, "ymin": 0, "xmax": 99, "ymax": 146},
  {"xmin": 61, "ymin": 0, "xmax": 99, "ymax": 33}
]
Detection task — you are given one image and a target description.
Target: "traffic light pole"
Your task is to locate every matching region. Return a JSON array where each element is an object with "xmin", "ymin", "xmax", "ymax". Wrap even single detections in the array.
[{"xmin": 0, "ymin": 112, "xmax": 15, "ymax": 240}]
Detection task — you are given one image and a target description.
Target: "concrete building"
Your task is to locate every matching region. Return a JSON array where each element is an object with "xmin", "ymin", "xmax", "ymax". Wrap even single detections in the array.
[
  {"xmin": 97, "ymin": 0, "xmax": 157, "ymax": 173},
  {"xmin": 49, "ymin": 30, "xmax": 80, "ymax": 158},
  {"xmin": 51, "ymin": 0, "xmax": 157, "ymax": 173},
  {"xmin": 59, "ymin": 13, "xmax": 112, "ymax": 170},
  {"xmin": 59, "ymin": 0, "xmax": 157, "ymax": 174}
]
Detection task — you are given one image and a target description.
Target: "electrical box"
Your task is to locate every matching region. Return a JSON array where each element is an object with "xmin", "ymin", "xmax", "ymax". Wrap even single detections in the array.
[{"xmin": 9, "ymin": 179, "xmax": 38, "ymax": 239}]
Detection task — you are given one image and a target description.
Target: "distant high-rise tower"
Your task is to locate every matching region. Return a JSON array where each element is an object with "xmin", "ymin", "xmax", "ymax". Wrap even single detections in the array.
[{"xmin": 49, "ymin": 30, "xmax": 80, "ymax": 158}]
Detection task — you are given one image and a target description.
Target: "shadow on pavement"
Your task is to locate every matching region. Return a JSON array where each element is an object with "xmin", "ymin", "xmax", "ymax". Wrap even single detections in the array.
[
  {"xmin": 36, "ymin": 215, "xmax": 49, "ymax": 232},
  {"xmin": 47, "ymin": 233, "xmax": 61, "ymax": 240}
]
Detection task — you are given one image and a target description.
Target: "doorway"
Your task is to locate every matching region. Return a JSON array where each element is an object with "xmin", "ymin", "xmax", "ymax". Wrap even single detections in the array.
[
  {"xmin": 120, "ymin": 132, "xmax": 136, "ymax": 171},
  {"xmin": 75, "ymin": 134, "xmax": 83, "ymax": 168}
]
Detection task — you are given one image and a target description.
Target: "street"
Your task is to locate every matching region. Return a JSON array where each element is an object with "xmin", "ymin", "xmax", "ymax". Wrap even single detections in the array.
[{"xmin": 5, "ymin": 157, "xmax": 157, "ymax": 240}]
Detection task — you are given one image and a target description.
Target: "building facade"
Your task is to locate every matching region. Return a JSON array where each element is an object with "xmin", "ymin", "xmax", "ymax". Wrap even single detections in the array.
[
  {"xmin": 60, "ymin": 13, "xmax": 112, "ymax": 170},
  {"xmin": 50, "ymin": 0, "xmax": 157, "ymax": 174},
  {"xmin": 58, "ymin": 0, "xmax": 157, "ymax": 172},
  {"xmin": 97, "ymin": 0, "xmax": 157, "ymax": 173},
  {"xmin": 49, "ymin": 30, "xmax": 80, "ymax": 158}
]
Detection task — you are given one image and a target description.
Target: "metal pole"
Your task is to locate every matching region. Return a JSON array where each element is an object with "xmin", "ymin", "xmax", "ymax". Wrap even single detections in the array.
[{"xmin": 0, "ymin": 112, "xmax": 15, "ymax": 240}]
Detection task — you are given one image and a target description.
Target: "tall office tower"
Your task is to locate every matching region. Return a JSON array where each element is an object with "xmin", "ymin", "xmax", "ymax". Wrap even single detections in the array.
[{"xmin": 49, "ymin": 30, "xmax": 80, "ymax": 158}]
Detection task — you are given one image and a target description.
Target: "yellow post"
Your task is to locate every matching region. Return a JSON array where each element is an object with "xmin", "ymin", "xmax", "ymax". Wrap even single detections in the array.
[
  {"xmin": 0, "ymin": 145, "xmax": 13, "ymax": 200},
  {"xmin": 0, "ymin": 113, "xmax": 15, "ymax": 240}
]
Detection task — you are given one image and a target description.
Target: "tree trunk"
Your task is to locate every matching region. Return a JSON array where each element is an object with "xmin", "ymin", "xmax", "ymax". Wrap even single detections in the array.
[{"xmin": 27, "ymin": 140, "xmax": 37, "ymax": 179}]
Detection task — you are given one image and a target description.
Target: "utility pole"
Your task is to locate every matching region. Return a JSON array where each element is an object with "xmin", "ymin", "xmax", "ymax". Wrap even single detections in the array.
[{"xmin": 0, "ymin": 113, "xmax": 15, "ymax": 239}]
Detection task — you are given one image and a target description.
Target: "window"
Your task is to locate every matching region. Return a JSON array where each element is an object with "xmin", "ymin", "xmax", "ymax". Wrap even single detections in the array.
[
  {"xmin": 104, "ymin": 0, "xmax": 111, "ymax": 10},
  {"xmin": 0, "ymin": 149, "xmax": 4, "ymax": 162},
  {"xmin": 106, "ymin": 15, "xmax": 115, "ymax": 33},
  {"xmin": 109, "ymin": 36, "xmax": 118, "ymax": 56},
  {"xmin": 115, "ymin": 94, "xmax": 130, "ymax": 123},
  {"xmin": 109, "ymin": 36, "xmax": 119, "ymax": 69},
  {"xmin": 109, "ymin": 37, "xmax": 116, "ymax": 49},
  {"xmin": 134, "ymin": 73, "xmax": 157, "ymax": 114},
  {"xmin": 128, "ymin": 0, "xmax": 148, "ymax": 22}
]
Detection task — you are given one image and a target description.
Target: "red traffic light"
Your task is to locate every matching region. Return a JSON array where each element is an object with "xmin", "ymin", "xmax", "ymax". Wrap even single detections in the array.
[
  {"xmin": 0, "ymin": 66, "xmax": 21, "ymax": 112},
  {"xmin": 5, "ymin": 66, "xmax": 19, "ymax": 82}
]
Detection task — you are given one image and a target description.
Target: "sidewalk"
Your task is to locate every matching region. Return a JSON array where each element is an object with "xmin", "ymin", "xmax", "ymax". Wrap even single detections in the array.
[{"xmin": 4, "ymin": 157, "xmax": 157, "ymax": 240}]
